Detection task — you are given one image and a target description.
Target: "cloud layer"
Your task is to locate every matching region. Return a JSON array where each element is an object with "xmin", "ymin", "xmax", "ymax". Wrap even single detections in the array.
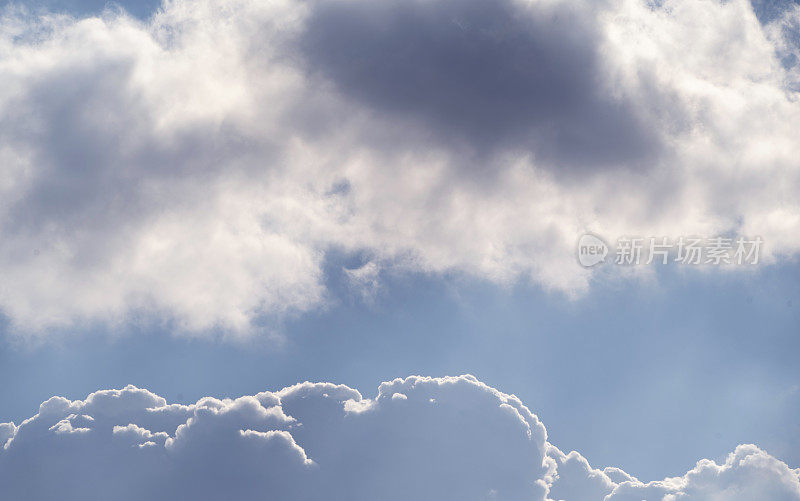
[
  {"xmin": 0, "ymin": 375, "xmax": 797, "ymax": 500},
  {"xmin": 1, "ymin": 0, "xmax": 800, "ymax": 336}
]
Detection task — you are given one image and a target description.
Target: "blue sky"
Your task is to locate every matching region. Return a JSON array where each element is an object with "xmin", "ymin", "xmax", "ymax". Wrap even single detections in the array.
[
  {"xmin": 2, "ymin": 256, "xmax": 798, "ymax": 481},
  {"xmin": 1, "ymin": 0, "xmax": 800, "ymax": 499}
]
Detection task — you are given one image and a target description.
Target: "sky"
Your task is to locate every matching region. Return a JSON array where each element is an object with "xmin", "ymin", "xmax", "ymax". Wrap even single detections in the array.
[{"xmin": 0, "ymin": 0, "xmax": 799, "ymax": 499}]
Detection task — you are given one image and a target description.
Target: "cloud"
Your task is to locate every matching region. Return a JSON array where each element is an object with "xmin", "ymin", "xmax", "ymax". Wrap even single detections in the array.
[
  {"xmin": 0, "ymin": 422, "xmax": 15, "ymax": 448},
  {"xmin": 606, "ymin": 444, "xmax": 800, "ymax": 500},
  {"xmin": 0, "ymin": 0, "xmax": 799, "ymax": 337},
  {"xmin": 546, "ymin": 445, "xmax": 620, "ymax": 500},
  {"xmin": 0, "ymin": 375, "xmax": 797, "ymax": 500},
  {"xmin": 298, "ymin": 0, "xmax": 661, "ymax": 171}
]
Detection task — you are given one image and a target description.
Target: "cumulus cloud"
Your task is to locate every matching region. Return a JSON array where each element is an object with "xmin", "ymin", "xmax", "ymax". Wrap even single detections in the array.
[
  {"xmin": 547, "ymin": 442, "xmax": 800, "ymax": 500},
  {"xmin": 0, "ymin": 375, "xmax": 797, "ymax": 500},
  {"xmin": 606, "ymin": 444, "xmax": 800, "ymax": 500},
  {"xmin": 546, "ymin": 445, "xmax": 620, "ymax": 500},
  {"xmin": 1, "ymin": 0, "xmax": 799, "ymax": 337}
]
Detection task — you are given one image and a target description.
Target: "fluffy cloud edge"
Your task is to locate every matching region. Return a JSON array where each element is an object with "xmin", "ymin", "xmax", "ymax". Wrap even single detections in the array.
[{"xmin": 0, "ymin": 375, "xmax": 797, "ymax": 500}]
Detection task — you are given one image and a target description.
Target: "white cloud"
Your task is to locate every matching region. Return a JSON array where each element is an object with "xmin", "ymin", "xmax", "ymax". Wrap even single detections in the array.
[
  {"xmin": 546, "ymin": 445, "xmax": 619, "ymax": 501},
  {"xmin": 0, "ymin": 375, "xmax": 797, "ymax": 500},
  {"xmin": 0, "ymin": 0, "xmax": 799, "ymax": 337},
  {"xmin": 0, "ymin": 422, "xmax": 15, "ymax": 449},
  {"xmin": 606, "ymin": 444, "xmax": 800, "ymax": 500}
]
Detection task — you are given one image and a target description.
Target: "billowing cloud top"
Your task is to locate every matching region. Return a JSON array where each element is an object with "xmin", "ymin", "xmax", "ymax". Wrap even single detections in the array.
[
  {"xmin": 0, "ymin": 375, "xmax": 797, "ymax": 500},
  {"xmin": 1, "ymin": 0, "xmax": 800, "ymax": 336}
]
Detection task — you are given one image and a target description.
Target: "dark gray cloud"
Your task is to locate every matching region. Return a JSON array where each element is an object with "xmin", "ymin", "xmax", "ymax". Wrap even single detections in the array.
[{"xmin": 298, "ymin": 0, "xmax": 661, "ymax": 171}]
